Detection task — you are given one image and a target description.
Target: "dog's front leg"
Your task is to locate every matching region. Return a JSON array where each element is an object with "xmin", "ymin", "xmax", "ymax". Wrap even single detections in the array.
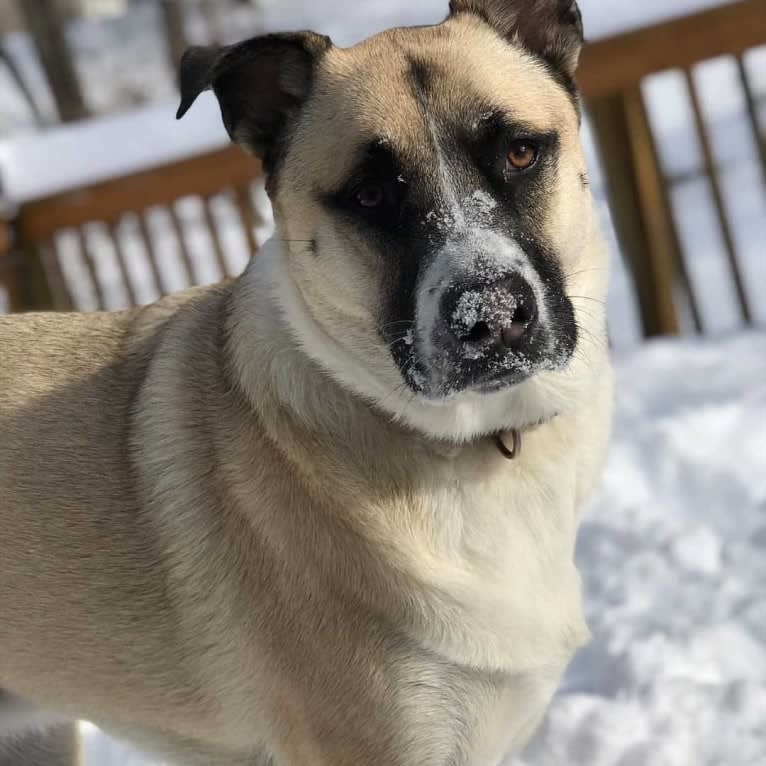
[{"xmin": 0, "ymin": 722, "xmax": 80, "ymax": 766}]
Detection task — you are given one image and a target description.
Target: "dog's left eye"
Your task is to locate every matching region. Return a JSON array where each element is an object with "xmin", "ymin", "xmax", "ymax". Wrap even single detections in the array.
[
  {"xmin": 506, "ymin": 140, "xmax": 539, "ymax": 172},
  {"xmin": 353, "ymin": 183, "xmax": 386, "ymax": 208}
]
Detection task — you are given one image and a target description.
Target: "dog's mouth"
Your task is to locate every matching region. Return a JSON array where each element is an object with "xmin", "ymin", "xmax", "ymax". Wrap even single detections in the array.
[
  {"xmin": 388, "ymin": 328, "xmax": 574, "ymax": 401},
  {"xmin": 392, "ymin": 332, "xmax": 565, "ymax": 400},
  {"xmin": 386, "ymin": 273, "xmax": 577, "ymax": 400}
]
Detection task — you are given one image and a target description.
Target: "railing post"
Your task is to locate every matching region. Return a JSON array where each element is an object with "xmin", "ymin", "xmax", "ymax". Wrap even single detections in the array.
[
  {"xmin": 0, "ymin": 218, "xmax": 27, "ymax": 313},
  {"xmin": 17, "ymin": 237, "xmax": 56, "ymax": 312},
  {"xmin": 589, "ymin": 87, "xmax": 684, "ymax": 338},
  {"xmin": 684, "ymin": 67, "xmax": 753, "ymax": 324}
]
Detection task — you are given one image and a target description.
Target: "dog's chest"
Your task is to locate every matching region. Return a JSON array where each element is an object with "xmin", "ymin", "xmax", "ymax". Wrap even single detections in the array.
[
  {"xmin": 396, "ymin": 433, "xmax": 588, "ymax": 674},
  {"xmin": 374, "ymin": 442, "xmax": 588, "ymax": 762},
  {"xmin": 386, "ymin": 636, "xmax": 566, "ymax": 765},
  {"xmin": 142, "ymin": 380, "xmax": 591, "ymax": 761}
]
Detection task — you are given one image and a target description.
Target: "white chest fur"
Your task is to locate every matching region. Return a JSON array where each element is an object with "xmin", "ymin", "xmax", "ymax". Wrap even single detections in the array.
[{"xmin": 392, "ymin": 422, "xmax": 592, "ymax": 676}]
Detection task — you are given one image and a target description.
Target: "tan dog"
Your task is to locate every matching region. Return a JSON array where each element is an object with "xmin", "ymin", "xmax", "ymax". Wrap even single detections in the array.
[{"xmin": 0, "ymin": 1, "xmax": 613, "ymax": 764}]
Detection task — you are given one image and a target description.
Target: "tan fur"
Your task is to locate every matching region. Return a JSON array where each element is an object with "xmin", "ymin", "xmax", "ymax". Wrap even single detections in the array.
[{"xmin": 0, "ymin": 8, "xmax": 612, "ymax": 765}]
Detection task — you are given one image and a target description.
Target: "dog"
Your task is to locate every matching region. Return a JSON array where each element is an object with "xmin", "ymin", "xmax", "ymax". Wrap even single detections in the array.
[{"xmin": 0, "ymin": 1, "xmax": 613, "ymax": 763}]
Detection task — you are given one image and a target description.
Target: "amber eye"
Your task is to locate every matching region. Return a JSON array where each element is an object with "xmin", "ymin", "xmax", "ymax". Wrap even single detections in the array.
[
  {"xmin": 507, "ymin": 140, "xmax": 539, "ymax": 172},
  {"xmin": 354, "ymin": 184, "xmax": 385, "ymax": 208}
]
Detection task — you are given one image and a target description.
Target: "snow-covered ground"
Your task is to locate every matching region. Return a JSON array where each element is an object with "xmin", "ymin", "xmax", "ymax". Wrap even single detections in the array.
[
  {"xmin": 512, "ymin": 331, "xmax": 766, "ymax": 766},
  {"xmin": 76, "ymin": 330, "xmax": 766, "ymax": 766}
]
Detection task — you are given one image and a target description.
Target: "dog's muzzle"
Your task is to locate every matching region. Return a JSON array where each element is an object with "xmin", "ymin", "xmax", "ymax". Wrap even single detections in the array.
[
  {"xmin": 425, "ymin": 271, "xmax": 550, "ymax": 394},
  {"xmin": 394, "ymin": 231, "xmax": 577, "ymax": 399}
]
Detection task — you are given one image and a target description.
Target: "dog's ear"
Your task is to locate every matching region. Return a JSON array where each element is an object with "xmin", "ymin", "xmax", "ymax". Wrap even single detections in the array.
[
  {"xmin": 448, "ymin": 0, "xmax": 584, "ymax": 78},
  {"xmin": 176, "ymin": 32, "xmax": 332, "ymax": 170}
]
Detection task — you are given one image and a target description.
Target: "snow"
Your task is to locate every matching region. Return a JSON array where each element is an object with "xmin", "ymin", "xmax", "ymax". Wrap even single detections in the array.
[
  {"xmin": 508, "ymin": 330, "xmax": 766, "ymax": 766},
  {"xmin": 74, "ymin": 330, "xmax": 766, "ymax": 766},
  {"xmin": 0, "ymin": 97, "xmax": 228, "ymax": 205}
]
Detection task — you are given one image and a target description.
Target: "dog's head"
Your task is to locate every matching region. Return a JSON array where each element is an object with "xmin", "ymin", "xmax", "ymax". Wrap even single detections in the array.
[{"xmin": 178, "ymin": 0, "xmax": 608, "ymax": 441}]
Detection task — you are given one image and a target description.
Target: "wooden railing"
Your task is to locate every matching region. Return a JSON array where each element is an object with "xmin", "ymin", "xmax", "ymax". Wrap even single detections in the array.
[
  {"xmin": 1, "ymin": 144, "xmax": 263, "ymax": 312},
  {"xmin": 0, "ymin": 217, "xmax": 16, "ymax": 312},
  {"xmin": 580, "ymin": 0, "xmax": 765, "ymax": 336}
]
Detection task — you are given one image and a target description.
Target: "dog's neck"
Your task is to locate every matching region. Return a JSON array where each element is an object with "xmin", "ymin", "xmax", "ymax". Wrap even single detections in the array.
[
  {"xmin": 225, "ymin": 243, "xmax": 599, "ymax": 466},
  {"xmin": 226, "ymin": 261, "xmax": 432, "ymax": 457}
]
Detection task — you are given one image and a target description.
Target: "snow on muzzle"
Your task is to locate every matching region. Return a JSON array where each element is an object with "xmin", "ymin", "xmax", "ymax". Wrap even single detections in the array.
[{"xmin": 412, "ymin": 231, "xmax": 560, "ymax": 397}]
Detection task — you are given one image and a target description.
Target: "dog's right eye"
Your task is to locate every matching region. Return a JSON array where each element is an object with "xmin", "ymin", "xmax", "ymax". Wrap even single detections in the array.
[{"xmin": 353, "ymin": 183, "xmax": 386, "ymax": 208}]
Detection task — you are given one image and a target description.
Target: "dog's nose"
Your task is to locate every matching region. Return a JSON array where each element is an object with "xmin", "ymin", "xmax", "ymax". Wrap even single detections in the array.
[{"xmin": 441, "ymin": 274, "xmax": 538, "ymax": 354}]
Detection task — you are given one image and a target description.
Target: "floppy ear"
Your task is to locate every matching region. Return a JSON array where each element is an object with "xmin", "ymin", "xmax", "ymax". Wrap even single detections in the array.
[
  {"xmin": 176, "ymin": 32, "xmax": 332, "ymax": 171},
  {"xmin": 448, "ymin": 0, "xmax": 584, "ymax": 78}
]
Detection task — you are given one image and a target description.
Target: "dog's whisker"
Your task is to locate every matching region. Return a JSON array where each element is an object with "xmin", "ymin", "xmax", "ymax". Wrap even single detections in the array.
[
  {"xmin": 378, "ymin": 321, "xmax": 416, "ymax": 334},
  {"xmin": 376, "ymin": 357, "xmax": 418, "ymax": 412},
  {"xmin": 569, "ymin": 295, "xmax": 607, "ymax": 307},
  {"xmin": 563, "ymin": 267, "xmax": 608, "ymax": 283}
]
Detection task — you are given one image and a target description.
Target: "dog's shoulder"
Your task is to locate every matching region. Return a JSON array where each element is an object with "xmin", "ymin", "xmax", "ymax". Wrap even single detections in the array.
[
  {"xmin": 0, "ymin": 283, "xmax": 229, "ymax": 399},
  {"xmin": 0, "ymin": 283, "xmax": 233, "ymax": 509},
  {"xmin": 126, "ymin": 282, "xmax": 232, "ymax": 348}
]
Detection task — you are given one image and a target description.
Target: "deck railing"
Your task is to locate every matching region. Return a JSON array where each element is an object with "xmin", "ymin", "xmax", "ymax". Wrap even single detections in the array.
[
  {"xmin": 581, "ymin": 0, "xmax": 765, "ymax": 335},
  {"xmin": 1, "ymin": 145, "xmax": 263, "ymax": 312}
]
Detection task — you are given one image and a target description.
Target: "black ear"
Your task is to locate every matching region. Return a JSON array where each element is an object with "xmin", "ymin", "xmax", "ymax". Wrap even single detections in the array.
[
  {"xmin": 176, "ymin": 32, "xmax": 332, "ymax": 171},
  {"xmin": 448, "ymin": 0, "xmax": 584, "ymax": 78}
]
